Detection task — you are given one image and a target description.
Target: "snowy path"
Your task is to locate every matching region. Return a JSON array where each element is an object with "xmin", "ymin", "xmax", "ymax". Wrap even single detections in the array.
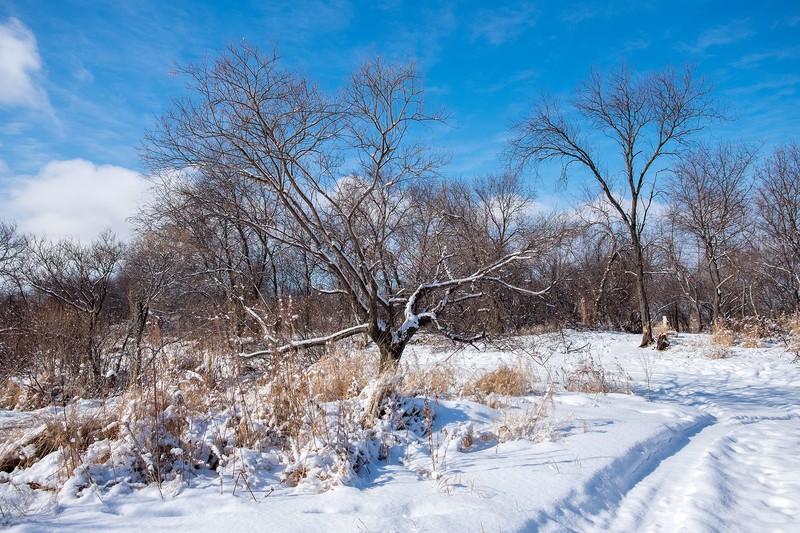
[{"xmin": 573, "ymin": 338, "xmax": 800, "ymax": 533}]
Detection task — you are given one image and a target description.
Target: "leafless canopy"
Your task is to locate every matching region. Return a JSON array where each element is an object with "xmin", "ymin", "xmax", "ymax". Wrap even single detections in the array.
[
  {"xmin": 143, "ymin": 44, "xmax": 546, "ymax": 371},
  {"xmin": 757, "ymin": 142, "xmax": 800, "ymax": 311},
  {"xmin": 669, "ymin": 141, "xmax": 757, "ymax": 329},
  {"xmin": 509, "ymin": 64, "xmax": 723, "ymax": 346}
]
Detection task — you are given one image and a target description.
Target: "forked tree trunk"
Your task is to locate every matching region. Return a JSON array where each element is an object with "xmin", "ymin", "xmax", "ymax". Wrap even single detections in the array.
[
  {"xmin": 372, "ymin": 326, "xmax": 408, "ymax": 374},
  {"xmin": 377, "ymin": 342, "xmax": 405, "ymax": 374}
]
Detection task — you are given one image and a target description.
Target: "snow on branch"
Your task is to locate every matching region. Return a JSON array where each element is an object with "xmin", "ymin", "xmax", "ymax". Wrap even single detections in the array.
[
  {"xmin": 240, "ymin": 323, "xmax": 369, "ymax": 359},
  {"xmin": 486, "ymin": 277, "xmax": 555, "ymax": 297},
  {"xmin": 242, "ymin": 305, "xmax": 278, "ymax": 343},
  {"xmin": 399, "ymin": 250, "xmax": 532, "ymax": 336}
]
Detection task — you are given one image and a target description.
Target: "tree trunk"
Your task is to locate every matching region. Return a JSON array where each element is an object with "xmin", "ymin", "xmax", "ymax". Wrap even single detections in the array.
[
  {"xmin": 370, "ymin": 321, "xmax": 407, "ymax": 374},
  {"xmin": 377, "ymin": 342, "xmax": 404, "ymax": 374},
  {"xmin": 632, "ymin": 234, "xmax": 653, "ymax": 347},
  {"xmin": 707, "ymin": 250, "xmax": 724, "ymax": 332}
]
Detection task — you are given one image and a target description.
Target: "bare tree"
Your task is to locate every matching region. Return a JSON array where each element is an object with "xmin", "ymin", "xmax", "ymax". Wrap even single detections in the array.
[
  {"xmin": 22, "ymin": 231, "xmax": 125, "ymax": 391},
  {"xmin": 118, "ymin": 232, "xmax": 182, "ymax": 381},
  {"xmin": 0, "ymin": 221, "xmax": 24, "ymax": 292},
  {"xmin": 143, "ymin": 44, "xmax": 545, "ymax": 372},
  {"xmin": 668, "ymin": 141, "xmax": 757, "ymax": 330},
  {"xmin": 139, "ymin": 166, "xmax": 295, "ymax": 347},
  {"xmin": 0, "ymin": 221, "xmax": 26, "ymax": 377},
  {"xmin": 510, "ymin": 64, "xmax": 721, "ymax": 346},
  {"xmin": 757, "ymin": 142, "xmax": 800, "ymax": 312}
]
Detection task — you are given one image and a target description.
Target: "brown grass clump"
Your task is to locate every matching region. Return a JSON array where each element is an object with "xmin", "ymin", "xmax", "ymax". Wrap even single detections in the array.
[
  {"xmin": 495, "ymin": 385, "xmax": 557, "ymax": 443},
  {"xmin": 401, "ymin": 364, "xmax": 456, "ymax": 398},
  {"xmin": 466, "ymin": 365, "xmax": 533, "ymax": 397},
  {"xmin": 779, "ymin": 314, "xmax": 800, "ymax": 361},
  {"xmin": 711, "ymin": 329, "xmax": 736, "ymax": 347},
  {"xmin": 0, "ymin": 405, "xmax": 118, "ymax": 482},
  {"xmin": 307, "ymin": 349, "xmax": 376, "ymax": 402},
  {"xmin": 0, "ymin": 378, "xmax": 24, "ymax": 410},
  {"xmin": 267, "ymin": 364, "xmax": 312, "ymax": 441},
  {"xmin": 741, "ymin": 336, "xmax": 760, "ymax": 349}
]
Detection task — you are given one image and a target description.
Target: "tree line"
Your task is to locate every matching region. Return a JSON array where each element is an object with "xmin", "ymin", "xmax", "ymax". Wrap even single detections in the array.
[{"xmin": 1, "ymin": 44, "xmax": 798, "ymax": 400}]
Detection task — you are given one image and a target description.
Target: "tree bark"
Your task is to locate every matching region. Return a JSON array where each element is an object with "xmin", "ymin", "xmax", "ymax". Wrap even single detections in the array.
[{"xmin": 632, "ymin": 233, "xmax": 653, "ymax": 347}]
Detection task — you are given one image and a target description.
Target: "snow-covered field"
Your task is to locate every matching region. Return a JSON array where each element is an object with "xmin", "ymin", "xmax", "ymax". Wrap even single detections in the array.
[{"xmin": 2, "ymin": 332, "xmax": 799, "ymax": 532}]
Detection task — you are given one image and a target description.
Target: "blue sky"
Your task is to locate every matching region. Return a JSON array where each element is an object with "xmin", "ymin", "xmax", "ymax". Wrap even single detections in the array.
[{"xmin": 1, "ymin": 0, "xmax": 799, "ymax": 240}]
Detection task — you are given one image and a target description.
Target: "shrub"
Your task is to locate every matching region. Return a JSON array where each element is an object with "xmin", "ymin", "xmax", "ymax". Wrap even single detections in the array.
[{"xmin": 562, "ymin": 357, "xmax": 631, "ymax": 394}]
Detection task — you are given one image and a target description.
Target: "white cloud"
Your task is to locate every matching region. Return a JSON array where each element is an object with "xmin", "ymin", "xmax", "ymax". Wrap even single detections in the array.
[
  {"xmin": 2, "ymin": 159, "xmax": 149, "ymax": 241},
  {"xmin": 0, "ymin": 17, "xmax": 49, "ymax": 109}
]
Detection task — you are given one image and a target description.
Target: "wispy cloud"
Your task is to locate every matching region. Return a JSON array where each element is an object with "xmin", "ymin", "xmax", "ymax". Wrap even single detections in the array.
[
  {"xmin": 560, "ymin": 5, "xmax": 597, "ymax": 25},
  {"xmin": 1, "ymin": 159, "xmax": 148, "ymax": 241},
  {"xmin": 0, "ymin": 18, "xmax": 50, "ymax": 109},
  {"xmin": 480, "ymin": 69, "xmax": 539, "ymax": 94},
  {"xmin": 734, "ymin": 47, "xmax": 800, "ymax": 68},
  {"xmin": 680, "ymin": 21, "xmax": 753, "ymax": 54},
  {"xmin": 471, "ymin": 3, "xmax": 539, "ymax": 46},
  {"xmin": 726, "ymin": 74, "xmax": 800, "ymax": 95}
]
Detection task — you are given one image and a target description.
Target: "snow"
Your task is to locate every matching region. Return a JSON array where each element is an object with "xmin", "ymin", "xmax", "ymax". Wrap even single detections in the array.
[{"xmin": 2, "ymin": 332, "xmax": 799, "ymax": 532}]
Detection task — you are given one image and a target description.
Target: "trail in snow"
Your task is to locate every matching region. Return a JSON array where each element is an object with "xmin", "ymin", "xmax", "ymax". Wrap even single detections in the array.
[{"xmin": 570, "ymin": 336, "xmax": 800, "ymax": 533}]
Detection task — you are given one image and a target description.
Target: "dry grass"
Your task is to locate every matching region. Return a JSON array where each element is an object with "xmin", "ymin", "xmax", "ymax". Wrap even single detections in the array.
[
  {"xmin": 495, "ymin": 385, "xmax": 557, "ymax": 443},
  {"xmin": 562, "ymin": 357, "xmax": 631, "ymax": 394},
  {"xmin": 779, "ymin": 313, "xmax": 800, "ymax": 361},
  {"xmin": 711, "ymin": 329, "xmax": 736, "ymax": 347},
  {"xmin": 307, "ymin": 349, "xmax": 376, "ymax": 402},
  {"xmin": 465, "ymin": 364, "xmax": 534, "ymax": 398},
  {"xmin": 401, "ymin": 364, "xmax": 457, "ymax": 398},
  {"xmin": 0, "ymin": 404, "xmax": 118, "ymax": 485},
  {"xmin": 0, "ymin": 379, "xmax": 24, "ymax": 410},
  {"xmin": 564, "ymin": 357, "xmax": 609, "ymax": 393},
  {"xmin": 713, "ymin": 316, "xmax": 786, "ymax": 349},
  {"xmin": 1, "ymin": 332, "xmax": 568, "ymax": 495}
]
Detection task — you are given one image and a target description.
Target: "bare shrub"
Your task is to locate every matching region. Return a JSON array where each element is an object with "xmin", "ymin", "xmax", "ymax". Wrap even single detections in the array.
[{"xmin": 564, "ymin": 357, "xmax": 609, "ymax": 393}]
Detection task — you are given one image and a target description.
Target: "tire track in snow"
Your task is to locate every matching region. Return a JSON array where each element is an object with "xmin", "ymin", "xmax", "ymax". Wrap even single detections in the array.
[
  {"xmin": 595, "ymin": 413, "xmax": 800, "ymax": 533},
  {"xmin": 530, "ymin": 345, "xmax": 800, "ymax": 533},
  {"xmin": 521, "ymin": 413, "xmax": 714, "ymax": 532}
]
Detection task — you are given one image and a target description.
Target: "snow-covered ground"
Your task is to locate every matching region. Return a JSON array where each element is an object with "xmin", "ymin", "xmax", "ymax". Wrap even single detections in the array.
[{"xmin": 2, "ymin": 332, "xmax": 799, "ymax": 532}]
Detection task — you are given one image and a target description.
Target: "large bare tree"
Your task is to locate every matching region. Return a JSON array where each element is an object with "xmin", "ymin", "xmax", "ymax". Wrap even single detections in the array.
[
  {"xmin": 509, "ymin": 64, "xmax": 721, "ymax": 346},
  {"xmin": 143, "ymin": 44, "xmax": 545, "ymax": 372},
  {"xmin": 668, "ymin": 141, "xmax": 756, "ymax": 330}
]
